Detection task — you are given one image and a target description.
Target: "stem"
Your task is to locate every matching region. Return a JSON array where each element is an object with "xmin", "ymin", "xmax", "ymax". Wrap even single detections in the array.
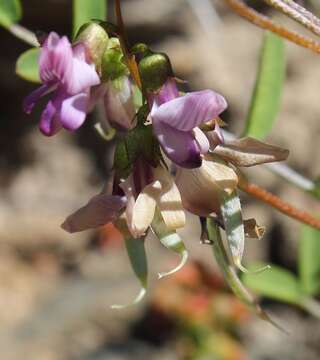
[
  {"xmin": 9, "ymin": 24, "xmax": 38, "ymax": 47},
  {"xmin": 224, "ymin": 0, "xmax": 320, "ymax": 54},
  {"xmin": 239, "ymin": 180, "xmax": 320, "ymax": 230},
  {"xmin": 301, "ymin": 297, "xmax": 320, "ymax": 319},
  {"xmin": 114, "ymin": 0, "xmax": 142, "ymax": 89},
  {"xmin": 263, "ymin": 0, "xmax": 320, "ymax": 37}
]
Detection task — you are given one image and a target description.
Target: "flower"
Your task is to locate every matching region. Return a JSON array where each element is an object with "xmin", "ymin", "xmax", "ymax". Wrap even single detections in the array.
[
  {"xmin": 61, "ymin": 162, "xmax": 185, "ymax": 237},
  {"xmin": 149, "ymin": 79, "xmax": 227, "ymax": 168},
  {"xmin": 23, "ymin": 32, "xmax": 100, "ymax": 136}
]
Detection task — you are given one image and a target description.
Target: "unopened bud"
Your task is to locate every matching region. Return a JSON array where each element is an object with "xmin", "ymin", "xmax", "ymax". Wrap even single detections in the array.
[
  {"xmin": 138, "ymin": 52, "xmax": 173, "ymax": 93},
  {"xmin": 76, "ymin": 22, "xmax": 109, "ymax": 70},
  {"xmin": 101, "ymin": 38, "xmax": 129, "ymax": 81}
]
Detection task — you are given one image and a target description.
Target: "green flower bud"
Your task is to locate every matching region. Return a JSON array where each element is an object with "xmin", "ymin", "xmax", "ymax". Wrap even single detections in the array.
[
  {"xmin": 138, "ymin": 52, "xmax": 173, "ymax": 93},
  {"xmin": 101, "ymin": 38, "xmax": 129, "ymax": 81},
  {"xmin": 76, "ymin": 22, "xmax": 109, "ymax": 70}
]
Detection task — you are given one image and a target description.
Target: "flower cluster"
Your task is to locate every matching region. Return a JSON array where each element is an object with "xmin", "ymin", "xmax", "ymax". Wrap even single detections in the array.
[{"xmin": 23, "ymin": 23, "xmax": 288, "ymax": 310}]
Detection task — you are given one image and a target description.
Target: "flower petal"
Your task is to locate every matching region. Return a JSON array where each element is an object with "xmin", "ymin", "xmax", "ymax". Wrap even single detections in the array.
[
  {"xmin": 67, "ymin": 57, "xmax": 100, "ymax": 94},
  {"xmin": 214, "ymin": 137, "xmax": 289, "ymax": 167},
  {"xmin": 153, "ymin": 120, "xmax": 202, "ymax": 168},
  {"xmin": 39, "ymin": 32, "xmax": 73, "ymax": 84},
  {"xmin": 152, "ymin": 89, "xmax": 227, "ymax": 131},
  {"xmin": 131, "ymin": 180, "xmax": 162, "ymax": 237},
  {"xmin": 61, "ymin": 194, "xmax": 126, "ymax": 233},
  {"xmin": 23, "ymin": 84, "xmax": 53, "ymax": 114},
  {"xmin": 39, "ymin": 91, "xmax": 64, "ymax": 136},
  {"xmin": 175, "ymin": 155, "xmax": 238, "ymax": 216},
  {"xmin": 154, "ymin": 167, "xmax": 185, "ymax": 230},
  {"xmin": 59, "ymin": 92, "xmax": 89, "ymax": 131},
  {"xmin": 193, "ymin": 127, "xmax": 210, "ymax": 155}
]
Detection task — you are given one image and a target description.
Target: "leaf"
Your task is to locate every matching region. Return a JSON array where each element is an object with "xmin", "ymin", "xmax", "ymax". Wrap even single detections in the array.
[
  {"xmin": 206, "ymin": 218, "xmax": 285, "ymax": 332},
  {"xmin": 0, "ymin": 0, "xmax": 21, "ymax": 28},
  {"xmin": 16, "ymin": 48, "xmax": 40, "ymax": 83},
  {"xmin": 112, "ymin": 234, "xmax": 148, "ymax": 309},
  {"xmin": 242, "ymin": 262, "xmax": 302, "ymax": 305},
  {"xmin": 299, "ymin": 225, "xmax": 320, "ymax": 296},
  {"xmin": 73, "ymin": 0, "xmax": 107, "ymax": 36},
  {"xmin": 244, "ymin": 32, "xmax": 285, "ymax": 139}
]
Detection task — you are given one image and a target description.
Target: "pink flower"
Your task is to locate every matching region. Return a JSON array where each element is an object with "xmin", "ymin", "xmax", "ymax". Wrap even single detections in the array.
[
  {"xmin": 23, "ymin": 32, "xmax": 100, "ymax": 136},
  {"xmin": 149, "ymin": 79, "xmax": 227, "ymax": 168}
]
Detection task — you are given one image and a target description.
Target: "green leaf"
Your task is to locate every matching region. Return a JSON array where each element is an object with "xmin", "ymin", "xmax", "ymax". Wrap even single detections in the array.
[
  {"xmin": 16, "ymin": 48, "xmax": 40, "ymax": 83},
  {"xmin": 299, "ymin": 225, "xmax": 320, "ymax": 296},
  {"xmin": 242, "ymin": 263, "xmax": 302, "ymax": 305},
  {"xmin": 0, "ymin": 0, "xmax": 21, "ymax": 28},
  {"xmin": 244, "ymin": 32, "xmax": 285, "ymax": 139},
  {"xmin": 73, "ymin": 0, "xmax": 107, "ymax": 37}
]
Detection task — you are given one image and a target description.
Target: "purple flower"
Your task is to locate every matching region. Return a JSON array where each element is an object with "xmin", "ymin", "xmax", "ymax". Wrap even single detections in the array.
[
  {"xmin": 23, "ymin": 32, "xmax": 100, "ymax": 136},
  {"xmin": 149, "ymin": 79, "xmax": 227, "ymax": 168}
]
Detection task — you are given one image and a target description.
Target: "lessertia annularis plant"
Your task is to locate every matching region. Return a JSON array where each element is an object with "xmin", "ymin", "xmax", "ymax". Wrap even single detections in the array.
[{"xmin": 20, "ymin": 0, "xmax": 320, "ymax": 325}]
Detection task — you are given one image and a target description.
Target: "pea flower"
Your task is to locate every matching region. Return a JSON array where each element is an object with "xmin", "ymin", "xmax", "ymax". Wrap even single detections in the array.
[
  {"xmin": 23, "ymin": 32, "xmax": 100, "ymax": 136},
  {"xmin": 149, "ymin": 79, "xmax": 227, "ymax": 168}
]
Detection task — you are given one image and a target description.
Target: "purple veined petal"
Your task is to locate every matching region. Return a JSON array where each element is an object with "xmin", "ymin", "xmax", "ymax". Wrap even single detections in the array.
[
  {"xmin": 152, "ymin": 89, "xmax": 227, "ymax": 132},
  {"xmin": 153, "ymin": 120, "xmax": 202, "ymax": 168},
  {"xmin": 23, "ymin": 83, "xmax": 53, "ymax": 114},
  {"xmin": 39, "ymin": 33, "xmax": 73, "ymax": 84},
  {"xmin": 66, "ymin": 57, "xmax": 100, "ymax": 94},
  {"xmin": 59, "ymin": 92, "xmax": 89, "ymax": 131},
  {"xmin": 88, "ymin": 84, "xmax": 107, "ymax": 112},
  {"xmin": 193, "ymin": 127, "xmax": 210, "ymax": 155},
  {"xmin": 61, "ymin": 194, "xmax": 127, "ymax": 233},
  {"xmin": 149, "ymin": 78, "xmax": 179, "ymax": 109},
  {"xmin": 72, "ymin": 42, "xmax": 87, "ymax": 62},
  {"xmin": 39, "ymin": 91, "xmax": 65, "ymax": 136}
]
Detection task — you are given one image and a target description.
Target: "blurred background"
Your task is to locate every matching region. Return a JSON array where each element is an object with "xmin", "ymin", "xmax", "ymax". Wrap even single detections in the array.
[{"xmin": 1, "ymin": 0, "xmax": 320, "ymax": 359}]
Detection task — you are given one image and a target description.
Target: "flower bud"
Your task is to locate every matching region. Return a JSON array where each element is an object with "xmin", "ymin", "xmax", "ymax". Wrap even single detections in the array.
[
  {"xmin": 138, "ymin": 52, "xmax": 173, "ymax": 93},
  {"xmin": 101, "ymin": 38, "xmax": 129, "ymax": 81},
  {"xmin": 76, "ymin": 22, "xmax": 109, "ymax": 69}
]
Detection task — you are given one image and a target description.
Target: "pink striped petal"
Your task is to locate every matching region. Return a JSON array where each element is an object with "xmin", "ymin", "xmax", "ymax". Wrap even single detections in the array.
[
  {"xmin": 193, "ymin": 127, "xmax": 210, "ymax": 155},
  {"xmin": 39, "ymin": 33, "xmax": 73, "ymax": 84},
  {"xmin": 153, "ymin": 90, "xmax": 227, "ymax": 132},
  {"xmin": 39, "ymin": 92, "xmax": 64, "ymax": 136},
  {"xmin": 61, "ymin": 194, "xmax": 126, "ymax": 233}
]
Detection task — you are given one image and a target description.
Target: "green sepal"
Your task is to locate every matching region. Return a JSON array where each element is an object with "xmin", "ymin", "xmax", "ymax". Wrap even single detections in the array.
[{"xmin": 101, "ymin": 39, "xmax": 129, "ymax": 81}]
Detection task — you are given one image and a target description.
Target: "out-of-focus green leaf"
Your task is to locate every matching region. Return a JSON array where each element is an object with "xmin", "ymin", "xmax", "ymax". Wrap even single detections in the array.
[
  {"xmin": 73, "ymin": 0, "xmax": 107, "ymax": 36},
  {"xmin": 0, "ymin": 0, "xmax": 21, "ymax": 28},
  {"xmin": 299, "ymin": 225, "xmax": 320, "ymax": 296},
  {"xmin": 244, "ymin": 32, "xmax": 285, "ymax": 139},
  {"xmin": 242, "ymin": 263, "xmax": 302, "ymax": 305},
  {"xmin": 16, "ymin": 48, "xmax": 40, "ymax": 83}
]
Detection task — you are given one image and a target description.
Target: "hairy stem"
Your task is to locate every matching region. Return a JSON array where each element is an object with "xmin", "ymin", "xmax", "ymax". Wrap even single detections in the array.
[
  {"xmin": 224, "ymin": 0, "xmax": 320, "ymax": 54},
  {"xmin": 239, "ymin": 180, "xmax": 320, "ymax": 230}
]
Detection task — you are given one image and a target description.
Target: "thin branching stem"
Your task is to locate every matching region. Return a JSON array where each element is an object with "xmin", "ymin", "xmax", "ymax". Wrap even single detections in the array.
[
  {"xmin": 224, "ymin": 0, "xmax": 320, "ymax": 54},
  {"xmin": 9, "ymin": 24, "xmax": 38, "ymax": 47}
]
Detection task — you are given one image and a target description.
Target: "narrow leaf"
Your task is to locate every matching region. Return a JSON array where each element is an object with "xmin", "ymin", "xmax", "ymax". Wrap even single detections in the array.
[
  {"xmin": 73, "ymin": 0, "xmax": 107, "ymax": 36},
  {"xmin": 242, "ymin": 262, "xmax": 303, "ymax": 305},
  {"xmin": 244, "ymin": 32, "xmax": 285, "ymax": 139},
  {"xmin": 112, "ymin": 234, "xmax": 148, "ymax": 309},
  {"xmin": 206, "ymin": 218, "xmax": 285, "ymax": 332},
  {"xmin": 16, "ymin": 48, "xmax": 40, "ymax": 83},
  {"xmin": 152, "ymin": 210, "xmax": 188, "ymax": 279},
  {"xmin": 0, "ymin": 0, "xmax": 21, "ymax": 28},
  {"xmin": 299, "ymin": 225, "xmax": 320, "ymax": 296}
]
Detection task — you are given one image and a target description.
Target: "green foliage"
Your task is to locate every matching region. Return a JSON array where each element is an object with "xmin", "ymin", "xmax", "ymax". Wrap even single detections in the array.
[
  {"xmin": 244, "ymin": 31, "xmax": 285, "ymax": 139},
  {"xmin": 16, "ymin": 48, "xmax": 40, "ymax": 83},
  {"xmin": 299, "ymin": 226, "xmax": 320, "ymax": 296},
  {"xmin": 242, "ymin": 263, "xmax": 302, "ymax": 305},
  {"xmin": 0, "ymin": 0, "xmax": 21, "ymax": 28},
  {"xmin": 73, "ymin": 0, "xmax": 107, "ymax": 37}
]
